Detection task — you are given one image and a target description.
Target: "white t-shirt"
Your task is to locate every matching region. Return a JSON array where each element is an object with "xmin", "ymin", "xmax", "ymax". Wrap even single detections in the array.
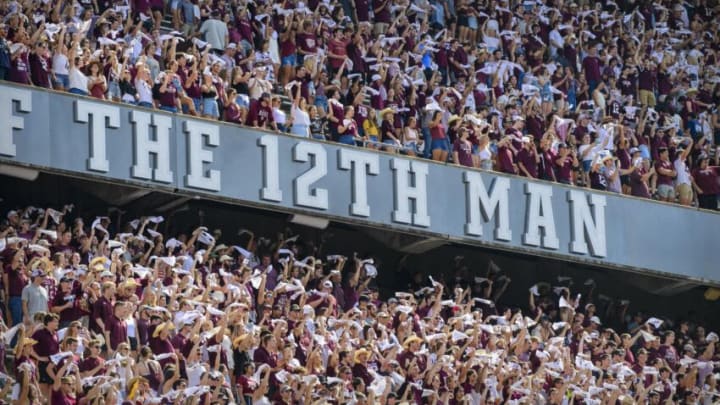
[
  {"xmin": 136, "ymin": 79, "xmax": 153, "ymax": 103},
  {"xmin": 292, "ymin": 105, "xmax": 311, "ymax": 126},
  {"xmin": 52, "ymin": 53, "xmax": 69, "ymax": 75},
  {"xmin": 68, "ymin": 66, "xmax": 89, "ymax": 91},
  {"xmin": 273, "ymin": 107, "xmax": 287, "ymax": 125},
  {"xmin": 674, "ymin": 158, "xmax": 691, "ymax": 186}
]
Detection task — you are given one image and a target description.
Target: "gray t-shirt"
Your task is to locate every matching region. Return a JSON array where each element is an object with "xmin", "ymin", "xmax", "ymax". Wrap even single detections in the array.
[
  {"xmin": 200, "ymin": 18, "xmax": 229, "ymax": 52},
  {"xmin": 21, "ymin": 283, "xmax": 49, "ymax": 319}
]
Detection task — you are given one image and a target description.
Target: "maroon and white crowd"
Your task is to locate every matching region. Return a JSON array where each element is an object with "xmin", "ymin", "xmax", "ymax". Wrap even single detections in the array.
[
  {"xmin": 0, "ymin": 203, "xmax": 719, "ymax": 405},
  {"xmin": 2, "ymin": 0, "xmax": 720, "ymax": 208}
]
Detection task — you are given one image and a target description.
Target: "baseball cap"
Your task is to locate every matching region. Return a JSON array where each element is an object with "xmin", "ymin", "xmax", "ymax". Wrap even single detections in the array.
[
  {"xmin": 100, "ymin": 270, "xmax": 114, "ymax": 278},
  {"xmin": 629, "ymin": 147, "xmax": 640, "ymax": 154},
  {"xmin": 227, "ymin": 43, "xmax": 237, "ymax": 49},
  {"xmin": 6, "ymin": 210, "xmax": 18, "ymax": 219},
  {"xmin": 323, "ymin": 280, "xmax": 333, "ymax": 288},
  {"xmin": 590, "ymin": 316, "xmax": 602, "ymax": 325},
  {"xmin": 371, "ymin": 74, "xmax": 381, "ymax": 82}
]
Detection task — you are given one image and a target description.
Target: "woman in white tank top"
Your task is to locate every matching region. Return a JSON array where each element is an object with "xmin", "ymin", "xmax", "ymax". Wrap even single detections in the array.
[
  {"xmin": 135, "ymin": 66, "xmax": 154, "ymax": 108},
  {"xmin": 51, "ymin": 28, "xmax": 70, "ymax": 90},
  {"xmin": 477, "ymin": 134, "xmax": 493, "ymax": 170},
  {"xmin": 67, "ymin": 42, "xmax": 89, "ymax": 96},
  {"xmin": 403, "ymin": 116, "xmax": 420, "ymax": 157}
]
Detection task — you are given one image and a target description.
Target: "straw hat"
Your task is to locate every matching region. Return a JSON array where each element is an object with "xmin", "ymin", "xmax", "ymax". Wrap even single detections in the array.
[
  {"xmin": 14, "ymin": 337, "xmax": 38, "ymax": 356},
  {"xmin": 152, "ymin": 321, "xmax": 175, "ymax": 338},
  {"xmin": 233, "ymin": 333, "xmax": 251, "ymax": 348},
  {"xmin": 353, "ymin": 348, "xmax": 371, "ymax": 363},
  {"xmin": 380, "ymin": 107, "xmax": 395, "ymax": 117},
  {"xmin": 90, "ymin": 256, "xmax": 107, "ymax": 272},
  {"xmin": 403, "ymin": 335, "xmax": 423, "ymax": 348}
]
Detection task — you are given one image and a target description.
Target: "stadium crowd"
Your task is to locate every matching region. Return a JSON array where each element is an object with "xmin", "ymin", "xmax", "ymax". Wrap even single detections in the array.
[
  {"xmin": 1, "ymin": 0, "xmax": 720, "ymax": 208},
  {"xmin": 0, "ymin": 204, "xmax": 719, "ymax": 405}
]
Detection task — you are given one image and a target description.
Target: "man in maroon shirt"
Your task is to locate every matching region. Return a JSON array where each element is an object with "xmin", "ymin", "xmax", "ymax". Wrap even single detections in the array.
[
  {"xmin": 90, "ymin": 281, "xmax": 115, "ymax": 338},
  {"xmin": 104, "ymin": 302, "xmax": 129, "ymax": 356},
  {"xmin": 654, "ymin": 147, "xmax": 677, "ymax": 202},
  {"xmin": 554, "ymin": 143, "xmax": 578, "ymax": 185},
  {"xmin": 249, "ymin": 93, "xmax": 277, "ymax": 130},
  {"xmin": 295, "ymin": 21, "xmax": 318, "ymax": 65},
  {"xmin": 29, "ymin": 42, "xmax": 51, "ymax": 88},
  {"xmin": 637, "ymin": 59, "xmax": 657, "ymax": 107},
  {"xmin": 630, "ymin": 158, "xmax": 654, "ymax": 199},
  {"xmin": 581, "ymin": 44, "xmax": 602, "ymax": 94},
  {"xmin": 496, "ymin": 135, "xmax": 518, "ymax": 175},
  {"xmin": 517, "ymin": 136, "xmax": 540, "ymax": 178},
  {"xmin": 373, "ymin": 0, "xmax": 391, "ymax": 35},
  {"xmin": 32, "ymin": 313, "xmax": 60, "ymax": 397},
  {"xmin": 692, "ymin": 157, "xmax": 719, "ymax": 210}
]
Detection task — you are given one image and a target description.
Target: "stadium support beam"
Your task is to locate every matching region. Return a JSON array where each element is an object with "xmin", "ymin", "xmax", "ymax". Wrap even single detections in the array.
[{"xmin": 0, "ymin": 164, "xmax": 38, "ymax": 181}]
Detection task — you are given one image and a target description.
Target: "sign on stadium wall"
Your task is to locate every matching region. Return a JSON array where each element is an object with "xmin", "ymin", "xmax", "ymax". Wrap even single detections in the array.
[{"xmin": 2, "ymin": 84, "xmax": 719, "ymax": 284}]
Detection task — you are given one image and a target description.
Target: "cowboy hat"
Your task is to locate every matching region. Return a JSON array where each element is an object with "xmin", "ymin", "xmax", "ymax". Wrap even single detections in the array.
[{"xmin": 152, "ymin": 321, "xmax": 175, "ymax": 338}]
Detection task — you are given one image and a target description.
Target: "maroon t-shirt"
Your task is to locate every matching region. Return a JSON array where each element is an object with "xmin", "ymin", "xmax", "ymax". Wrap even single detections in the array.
[
  {"xmin": 354, "ymin": 104, "xmax": 370, "ymax": 131},
  {"xmin": 330, "ymin": 100, "xmax": 344, "ymax": 131},
  {"xmin": 279, "ymin": 32, "xmax": 296, "ymax": 58},
  {"xmin": 105, "ymin": 314, "xmax": 127, "ymax": 350},
  {"xmin": 90, "ymin": 296, "xmax": 113, "ymax": 335},
  {"xmin": 50, "ymin": 390, "xmax": 77, "ymax": 405},
  {"xmin": 517, "ymin": 148, "xmax": 538, "ymax": 178},
  {"xmin": 355, "ymin": 0, "xmax": 370, "ymax": 21},
  {"xmin": 9, "ymin": 51, "xmax": 30, "ymax": 84},
  {"xmin": 692, "ymin": 167, "xmax": 720, "ymax": 195},
  {"xmin": 453, "ymin": 139, "xmax": 474, "ymax": 167},
  {"xmin": 250, "ymin": 103, "xmax": 273, "ymax": 128},
  {"xmin": 31, "ymin": 328, "xmax": 59, "ymax": 357},
  {"xmin": 158, "ymin": 85, "xmax": 178, "ymax": 107},
  {"xmin": 52, "ymin": 292, "xmax": 83, "ymax": 324},
  {"xmin": 79, "ymin": 356, "xmax": 105, "ymax": 376},
  {"xmin": 328, "ymin": 39, "xmax": 348, "ymax": 69},
  {"xmin": 5, "ymin": 264, "xmax": 27, "ymax": 296},
  {"xmin": 497, "ymin": 145, "xmax": 516, "ymax": 174},
  {"xmin": 381, "ymin": 120, "xmax": 394, "ymax": 142},
  {"xmin": 630, "ymin": 167, "xmax": 651, "ymax": 198},
  {"xmin": 374, "ymin": 1, "xmax": 391, "ymax": 22},
  {"xmin": 133, "ymin": 0, "xmax": 151, "ymax": 14},
  {"xmin": 224, "ymin": 102, "xmax": 242, "ymax": 124},
  {"xmin": 638, "ymin": 67, "xmax": 655, "ymax": 91},
  {"xmin": 29, "ymin": 53, "xmax": 51, "ymax": 88},
  {"xmin": 655, "ymin": 160, "xmax": 674, "ymax": 186},
  {"xmin": 555, "ymin": 155, "xmax": 574, "ymax": 183},
  {"xmin": 582, "ymin": 56, "xmax": 602, "ymax": 82},
  {"xmin": 237, "ymin": 19, "xmax": 253, "ymax": 43},
  {"xmin": 296, "ymin": 32, "xmax": 318, "ymax": 54}
]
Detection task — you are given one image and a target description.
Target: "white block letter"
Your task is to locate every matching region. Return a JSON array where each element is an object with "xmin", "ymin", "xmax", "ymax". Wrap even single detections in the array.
[
  {"xmin": 130, "ymin": 111, "xmax": 173, "ymax": 183},
  {"xmin": 568, "ymin": 190, "xmax": 607, "ymax": 257},
  {"xmin": 75, "ymin": 100, "xmax": 120, "ymax": 172},
  {"xmin": 391, "ymin": 159, "xmax": 430, "ymax": 227},
  {"xmin": 293, "ymin": 142, "xmax": 328, "ymax": 210},
  {"xmin": 522, "ymin": 183, "xmax": 559, "ymax": 249},
  {"xmin": 338, "ymin": 149, "xmax": 379, "ymax": 217},
  {"xmin": 258, "ymin": 135, "xmax": 283, "ymax": 202},
  {"xmin": 183, "ymin": 120, "xmax": 220, "ymax": 191},
  {"xmin": 0, "ymin": 87, "xmax": 32, "ymax": 157},
  {"xmin": 463, "ymin": 172, "xmax": 512, "ymax": 241}
]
